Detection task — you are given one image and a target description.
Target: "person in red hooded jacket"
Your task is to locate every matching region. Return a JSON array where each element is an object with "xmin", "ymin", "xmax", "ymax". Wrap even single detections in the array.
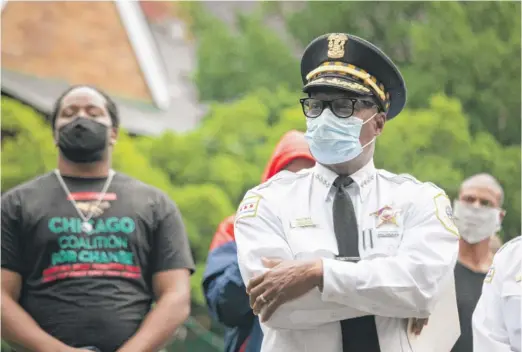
[{"xmin": 202, "ymin": 130, "xmax": 315, "ymax": 352}]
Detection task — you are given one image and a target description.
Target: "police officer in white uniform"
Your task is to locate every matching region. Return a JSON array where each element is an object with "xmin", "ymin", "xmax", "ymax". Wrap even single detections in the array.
[
  {"xmin": 472, "ymin": 236, "xmax": 521, "ymax": 352},
  {"xmin": 234, "ymin": 33, "xmax": 460, "ymax": 352}
]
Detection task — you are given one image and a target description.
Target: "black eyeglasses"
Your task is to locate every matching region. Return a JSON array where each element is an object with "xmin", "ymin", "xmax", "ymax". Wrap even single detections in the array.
[{"xmin": 299, "ymin": 98, "xmax": 378, "ymax": 119}]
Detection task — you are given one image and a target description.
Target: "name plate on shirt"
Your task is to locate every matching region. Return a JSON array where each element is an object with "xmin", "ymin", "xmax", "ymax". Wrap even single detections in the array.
[
  {"xmin": 290, "ymin": 217, "xmax": 317, "ymax": 228},
  {"xmin": 335, "ymin": 256, "xmax": 360, "ymax": 262},
  {"xmin": 375, "ymin": 230, "xmax": 400, "ymax": 238}
]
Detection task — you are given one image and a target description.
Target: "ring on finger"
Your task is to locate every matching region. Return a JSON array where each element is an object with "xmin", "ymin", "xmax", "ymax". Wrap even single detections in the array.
[{"xmin": 259, "ymin": 294, "xmax": 268, "ymax": 304}]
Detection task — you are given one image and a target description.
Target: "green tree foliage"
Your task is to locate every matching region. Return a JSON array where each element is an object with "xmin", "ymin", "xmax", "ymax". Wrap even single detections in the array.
[
  {"xmin": 410, "ymin": 1, "xmax": 521, "ymax": 146},
  {"xmin": 1, "ymin": 98, "xmax": 57, "ymax": 191},
  {"xmin": 280, "ymin": 1, "xmax": 424, "ymax": 65},
  {"xmin": 181, "ymin": 2, "xmax": 300, "ymax": 102}
]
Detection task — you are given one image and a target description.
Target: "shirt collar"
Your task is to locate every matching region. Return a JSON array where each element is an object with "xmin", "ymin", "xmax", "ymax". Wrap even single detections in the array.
[{"xmin": 313, "ymin": 159, "xmax": 376, "ymax": 201}]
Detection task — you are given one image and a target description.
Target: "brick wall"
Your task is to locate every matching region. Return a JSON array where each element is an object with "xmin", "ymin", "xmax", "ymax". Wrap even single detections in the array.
[{"xmin": 1, "ymin": 1, "xmax": 152, "ymax": 102}]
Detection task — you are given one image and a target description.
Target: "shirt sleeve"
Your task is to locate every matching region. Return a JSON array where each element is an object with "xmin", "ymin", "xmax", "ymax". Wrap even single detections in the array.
[
  {"xmin": 473, "ymin": 240, "xmax": 522, "ymax": 352},
  {"xmin": 320, "ymin": 187, "xmax": 459, "ymax": 318},
  {"xmin": 472, "ymin": 266, "xmax": 514, "ymax": 351},
  {"xmin": 1, "ymin": 191, "xmax": 24, "ymax": 274},
  {"xmin": 234, "ymin": 191, "xmax": 368, "ymax": 330},
  {"xmin": 151, "ymin": 194, "xmax": 195, "ymax": 274},
  {"xmin": 501, "ymin": 280, "xmax": 521, "ymax": 352}
]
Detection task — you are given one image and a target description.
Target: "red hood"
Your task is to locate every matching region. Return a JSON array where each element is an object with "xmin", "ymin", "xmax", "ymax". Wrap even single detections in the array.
[{"xmin": 261, "ymin": 130, "xmax": 315, "ymax": 182}]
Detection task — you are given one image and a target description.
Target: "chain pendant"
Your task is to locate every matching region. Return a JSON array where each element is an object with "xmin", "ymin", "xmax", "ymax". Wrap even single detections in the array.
[{"xmin": 81, "ymin": 221, "xmax": 93, "ymax": 233}]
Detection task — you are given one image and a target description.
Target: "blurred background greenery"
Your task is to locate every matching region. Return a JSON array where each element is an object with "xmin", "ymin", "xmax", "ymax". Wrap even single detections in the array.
[{"xmin": 1, "ymin": 1, "xmax": 520, "ymax": 350}]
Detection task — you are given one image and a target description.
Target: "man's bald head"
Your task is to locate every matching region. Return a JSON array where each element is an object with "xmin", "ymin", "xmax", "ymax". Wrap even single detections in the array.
[{"xmin": 459, "ymin": 173, "xmax": 504, "ymax": 208}]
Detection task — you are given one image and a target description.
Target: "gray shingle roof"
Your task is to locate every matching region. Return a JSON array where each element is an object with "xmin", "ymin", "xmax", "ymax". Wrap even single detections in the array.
[{"xmin": 1, "ymin": 69, "xmax": 207, "ymax": 136}]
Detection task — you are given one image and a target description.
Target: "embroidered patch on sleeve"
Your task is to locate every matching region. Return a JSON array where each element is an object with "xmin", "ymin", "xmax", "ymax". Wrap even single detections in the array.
[
  {"xmin": 516, "ymin": 273, "xmax": 521, "ymax": 283},
  {"xmin": 236, "ymin": 196, "xmax": 262, "ymax": 220},
  {"xmin": 484, "ymin": 267, "xmax": 495, "ymax": 283},
  {"xmin": 433, "ymin": 193, "xmax": 459, "ymax": 237}
]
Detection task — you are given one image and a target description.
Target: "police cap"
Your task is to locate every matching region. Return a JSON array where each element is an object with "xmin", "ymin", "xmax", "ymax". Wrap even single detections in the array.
[{"xmin": 301, "ymin": 33, "xmax": 406, "ymax": 119}]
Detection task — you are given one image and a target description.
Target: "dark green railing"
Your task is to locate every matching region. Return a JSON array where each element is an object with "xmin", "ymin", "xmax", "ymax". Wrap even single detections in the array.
[{"xmin": 167, "ymin": 316, "xmax": 224, "ymax": 352}]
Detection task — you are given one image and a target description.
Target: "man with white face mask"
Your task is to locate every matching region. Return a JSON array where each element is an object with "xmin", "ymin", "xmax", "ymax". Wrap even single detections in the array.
[
  {"xmin": 234, "ymin": 33, "xmax": 460, "ymax": 352},
  {"xmin": 451, "ymin": 173, "xmax": 505, "ymax": 352}
]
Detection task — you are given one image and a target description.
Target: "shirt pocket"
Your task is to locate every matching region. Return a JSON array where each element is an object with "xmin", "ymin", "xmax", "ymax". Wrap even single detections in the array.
[
  {"xmin": 362, "ymin": 227, "xmax": 403, "ymax": 259},
  {"xmin": 501, "ymin": 279, "xmax": 521, "ymax": 298},
  {"xmin": 285, "ymin": 225, "xmax": 337, "ymax": 260}
]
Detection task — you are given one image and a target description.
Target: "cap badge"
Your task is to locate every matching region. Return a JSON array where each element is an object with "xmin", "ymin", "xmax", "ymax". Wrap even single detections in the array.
[{"xmin": 327, "ymin": 33, "xmax": 348, "ymax": 59}]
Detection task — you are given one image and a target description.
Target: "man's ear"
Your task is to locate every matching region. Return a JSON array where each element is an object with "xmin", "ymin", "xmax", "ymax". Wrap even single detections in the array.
[
  {"xmin": 110, "ymin": 127, "xmax": 119, "ymax": 146},
  {"xmin": 375, "ymin": 112, "xmax": 386, "ymax": 135}
]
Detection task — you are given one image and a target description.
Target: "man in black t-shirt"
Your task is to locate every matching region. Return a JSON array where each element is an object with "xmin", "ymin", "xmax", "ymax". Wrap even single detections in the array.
[
  {"xmin": 1, "ymin": 86, "xmax": 195, "ymax": 352},
  {"xmin": 451, "ymin": 173, "xmax": 505, "ymax": 352}
]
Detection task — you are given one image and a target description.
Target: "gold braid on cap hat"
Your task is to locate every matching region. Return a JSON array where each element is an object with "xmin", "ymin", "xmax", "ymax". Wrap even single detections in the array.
[{"xmin": 306, "ymin": 62, "xmax": 390, "ymax": 110}]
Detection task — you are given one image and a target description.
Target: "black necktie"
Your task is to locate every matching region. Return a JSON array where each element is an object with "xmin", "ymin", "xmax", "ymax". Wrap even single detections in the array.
[{"xmin": 332, "ymin": 175, "xmax": 381, "ymax": 352}]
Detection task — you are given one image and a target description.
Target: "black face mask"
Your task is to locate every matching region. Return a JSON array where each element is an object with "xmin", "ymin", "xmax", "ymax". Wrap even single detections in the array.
[{"xmin": 57, "ymin": 117, "xmax": 109, "ymax": 163}]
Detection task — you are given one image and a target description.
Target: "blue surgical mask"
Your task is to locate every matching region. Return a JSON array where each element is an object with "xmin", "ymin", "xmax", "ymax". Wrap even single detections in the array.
[{"xmin": 304, "ymin": 109, "xmax": 376, "ymax": 165}]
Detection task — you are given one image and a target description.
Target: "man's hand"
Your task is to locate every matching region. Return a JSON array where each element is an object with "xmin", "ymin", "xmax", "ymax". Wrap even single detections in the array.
[
  {"xmin": 246, "ymin": 257, "xmax": 323, "ymax": 322},
  {"xmin": 115, "ymin": 269, "xmax": 191, "ymax": 352}
]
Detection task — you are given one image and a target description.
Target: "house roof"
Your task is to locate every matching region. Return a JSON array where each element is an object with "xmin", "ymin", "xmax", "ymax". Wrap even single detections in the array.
[
  {"xmin": 0, "ymin": 0, "xmax": 207, "ymax": 136},
  {"xmin": 1, "ymin": 69, "xmax": 207, "ymax": 136}
]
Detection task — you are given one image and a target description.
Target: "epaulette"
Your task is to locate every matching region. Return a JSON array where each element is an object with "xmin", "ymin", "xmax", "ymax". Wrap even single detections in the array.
[
  {"xmin": 377, "ymin": 169, "xmax": 443, "ymax": 192},
  {"xmin": 378, "ymin": 169, "xmax": 421, "ymax": 185},
  {"xmin": 254, "ymin": 170, "xmax": 310, "ymax": 192}
]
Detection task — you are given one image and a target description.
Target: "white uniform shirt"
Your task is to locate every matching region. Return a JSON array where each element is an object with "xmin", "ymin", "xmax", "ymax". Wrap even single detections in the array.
[
  {"xmin": 234, "ymin": 160, "xmax": 460, "ymax": 352},
  {"xmin": 472, "ymin": 236, "xmax": 521, "ymax": 352}
]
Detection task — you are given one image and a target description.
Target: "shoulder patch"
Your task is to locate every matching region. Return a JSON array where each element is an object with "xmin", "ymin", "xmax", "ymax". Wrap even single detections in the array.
[
  {"xmin": 395, "ymin": 173, "xmax": 422, "ymax": 185},
  {"xmin": 433, "ymin": 193, "xmax": 459, "ymax": 237},
  {"xmin": 516, "ymin": 273, "xmax": 521, "ymax": 283},
  {"xmin": 378, "ymin": 170, "xmax": 420, "ymax": 184},
  {"xmin": 484, "ymin": 266, "xmax": 495, "ymax": 283},
  {"xmin": 236, "ymin": 195, "xmax": 262, "ymax": 220}
]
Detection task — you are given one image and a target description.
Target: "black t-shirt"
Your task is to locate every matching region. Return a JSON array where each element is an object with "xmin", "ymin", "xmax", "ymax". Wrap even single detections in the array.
[
  {"xmin": 1, "ymin": 172, "xmax": 195, "ymax": 352},
  {"xmin": 451, "ymin": 261, "xmax": 487, "ymax": 352}
]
